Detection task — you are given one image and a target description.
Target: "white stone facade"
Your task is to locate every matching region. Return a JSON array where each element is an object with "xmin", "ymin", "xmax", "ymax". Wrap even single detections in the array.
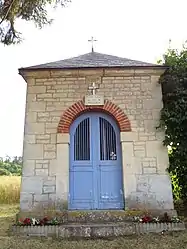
[{"xmin": 20, "ymin": 68, "xmax": 174, "ymax": 212}]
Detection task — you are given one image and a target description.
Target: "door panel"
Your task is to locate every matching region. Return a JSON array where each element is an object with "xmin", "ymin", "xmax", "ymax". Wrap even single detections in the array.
[
  {"xmin": 98, "ymin": 116, "xmax": 123, "ymax": 209},
  {"xmin": 69, "ymin": 116, "xmax": 94, "ymax": 209},
  {"xmin": 69, "ymin": 112, "xmax": 124, "ymax": 210},
  {"xmin": 98, "ymin": 167, "xmax": 123, "ymax": 209},
  {"xmin": 70, "ymin": 170, "xmax": 94, "ymax": 209}
]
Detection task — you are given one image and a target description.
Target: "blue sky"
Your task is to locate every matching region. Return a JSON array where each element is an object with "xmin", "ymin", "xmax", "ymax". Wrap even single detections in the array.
[{"xmin": 0, "ymin": 0, "xmax": 187, "ymax": 157}]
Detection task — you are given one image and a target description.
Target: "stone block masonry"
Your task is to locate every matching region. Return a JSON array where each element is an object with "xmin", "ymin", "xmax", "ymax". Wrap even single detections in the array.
[{"xmin": 20, "ymin": 68, "xmax": 174, "ymax": 212}]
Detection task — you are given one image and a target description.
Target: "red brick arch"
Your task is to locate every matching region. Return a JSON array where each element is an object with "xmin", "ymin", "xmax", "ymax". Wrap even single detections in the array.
[{"xmin": 57, "ymin": 100, "xmax": 131, "ymax": 133}]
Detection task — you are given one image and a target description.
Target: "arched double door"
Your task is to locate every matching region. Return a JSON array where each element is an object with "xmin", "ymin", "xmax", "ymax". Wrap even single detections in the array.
[{"xmin": 69, "ymin": 112, "xmax": 124, "ymax": 210}]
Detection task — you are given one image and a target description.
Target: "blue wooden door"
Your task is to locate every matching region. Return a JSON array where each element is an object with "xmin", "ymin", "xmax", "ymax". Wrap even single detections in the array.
[{"xmin": 69, "ymin": 112, "xmax": 124, "ymax": 210}]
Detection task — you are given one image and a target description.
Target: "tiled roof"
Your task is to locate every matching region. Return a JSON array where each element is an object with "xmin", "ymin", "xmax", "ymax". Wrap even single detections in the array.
[{"xmin": 20, "ymin": 52, "xmax": 162, "ymax": 70}]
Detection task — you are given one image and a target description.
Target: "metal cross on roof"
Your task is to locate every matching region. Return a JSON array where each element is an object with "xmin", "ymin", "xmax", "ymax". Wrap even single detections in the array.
[
  {"xmin": 88, "ymin": 82, "xmax": 98, "ymax": 95},
  {"xmin": 88, "ymin": 36, "xmax": 97, "ymax": 52}
]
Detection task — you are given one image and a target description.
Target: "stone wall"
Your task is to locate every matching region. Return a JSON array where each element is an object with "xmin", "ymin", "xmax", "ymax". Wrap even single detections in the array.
[{"xmin": 20, "ymin": 68, "xmax": 174, "ymax": 211}]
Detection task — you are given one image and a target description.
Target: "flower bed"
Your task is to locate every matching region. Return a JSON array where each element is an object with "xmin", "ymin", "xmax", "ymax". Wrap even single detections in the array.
[
  {"xmin": 11, "ymin": 212, "xmax": 185, "ymax": 238},
  {"xmin": 15, "ymin": 212, "xmax": 182, "ymax": 227},
  {"xmin": 133, "ymin": 212, "xmax": 182, "ymax": 224},
  {"xmin": 17, "ymin": 216, "xmax": 60, "ymax": 226}
]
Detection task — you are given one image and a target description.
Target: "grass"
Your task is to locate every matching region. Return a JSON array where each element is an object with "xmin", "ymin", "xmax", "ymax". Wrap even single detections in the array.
[
  {"xmin": 0, "ymin": 176, "xmax": 187, "ymax": 248},
  {"xmin": 0, "ymin": 176, "xmax": 21, "ymax": 204}
]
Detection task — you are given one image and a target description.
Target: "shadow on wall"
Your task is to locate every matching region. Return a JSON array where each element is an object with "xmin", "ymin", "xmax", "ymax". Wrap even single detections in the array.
[
  {"xmin": 18, "ymin": 199, "xmax": 68, "ymax": 220},
  {"xmin": 124, "ymin": 196, "xmax": 176, "ymax": 216}
]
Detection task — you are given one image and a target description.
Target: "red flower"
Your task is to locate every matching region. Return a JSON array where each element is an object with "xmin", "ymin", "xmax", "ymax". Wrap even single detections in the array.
[
  {"xmin": 40, "ymin": 216, "xmax": 49, "ymax": 225},
  {"xmin": 43, "ymin": 216, "xmax": 49, "ymax": 223},
  {"xmin": 23, "ymin": 218, "xmax": 31, "ymax": 225},
  {"xmin": 39, "ymin": 219, "xmax": 45, "ymax": 225},
  {"xmin": 142, "ymin": 216, "xmax": 152, "ymax": 223}
]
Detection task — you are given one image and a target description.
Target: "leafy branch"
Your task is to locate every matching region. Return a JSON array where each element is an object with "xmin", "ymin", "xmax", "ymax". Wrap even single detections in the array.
[
  {"xmin": 0, "ymin": 0, "xmax": 71, "ymax": 45},
  {"xmin": 159, "ymin": 42, "xmax": 187, "ymax": 200}
]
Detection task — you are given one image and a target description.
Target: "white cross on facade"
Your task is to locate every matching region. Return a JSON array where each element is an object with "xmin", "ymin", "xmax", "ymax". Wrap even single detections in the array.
[{"xmin": 88, "ymin": 82, "xmax": 98, "ymax": 95}]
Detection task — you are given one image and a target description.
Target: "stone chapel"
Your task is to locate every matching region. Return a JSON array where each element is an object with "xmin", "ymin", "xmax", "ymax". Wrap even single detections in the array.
[{"xmin": 19, "ymin": 51, "xmax": 175, "ymax": 213}]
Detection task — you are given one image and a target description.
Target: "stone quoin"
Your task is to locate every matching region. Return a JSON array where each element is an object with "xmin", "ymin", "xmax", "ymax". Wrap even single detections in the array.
[{"xmin": 18, "ymin": 51, "xmax": 175, "ymax": 213}]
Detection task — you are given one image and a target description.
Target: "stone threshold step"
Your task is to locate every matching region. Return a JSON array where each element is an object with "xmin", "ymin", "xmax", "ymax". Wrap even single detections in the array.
[
  {"xmin": 61, "ymin": 222, "xmax": 132, "ymax": 227},
  {"xmin": 57, "ymin": 209, "xmax": 177, "ymax": 223},
  {"xmin": 11, "ymin": 222, "xmax": 185, "ymax": 238}
]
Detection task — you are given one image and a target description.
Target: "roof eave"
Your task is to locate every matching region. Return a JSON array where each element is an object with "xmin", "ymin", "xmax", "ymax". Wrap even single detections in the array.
[{"xmin": 19, "ymin": 65, "xmax": 168, "ymax": 74}]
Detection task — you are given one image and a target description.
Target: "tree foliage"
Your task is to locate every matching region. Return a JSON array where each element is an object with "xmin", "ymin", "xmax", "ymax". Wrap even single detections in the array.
[
  {"xmin": 159, "ymin": 42, "xmax": 187, "ymax": 200},
  {"xmin": 0, "ymin": 0, "xmax": 70, "ymax": 45},
  {"xmin": 0, "ymin": 156, "xmax": 22, "ymax": 175}
]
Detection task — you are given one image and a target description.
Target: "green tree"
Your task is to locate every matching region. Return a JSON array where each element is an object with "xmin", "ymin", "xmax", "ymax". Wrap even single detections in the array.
[
  {"xmin": 0, "ymin": 0, "xmax": 70, "ymax": 45},
  {"xmin": 0, "ymin": 167, "xmax": 11, "ymax": 175},
  {"xmin": 0, "ymin": 156, "xmax": 22, "ymax": 175},
  {"xmin": 159, "ymin": 42, "xmax": 187, "ymax": 200}
]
